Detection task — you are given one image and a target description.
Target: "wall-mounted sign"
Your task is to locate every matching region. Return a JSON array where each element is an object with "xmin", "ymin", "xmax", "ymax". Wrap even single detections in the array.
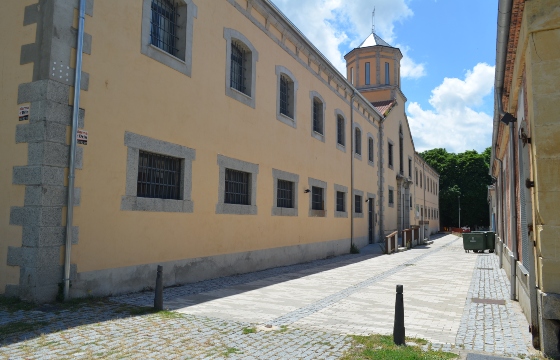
[
  {"xmin": 19, "ymin": 106, "xmax": 29, "ymax": 121},
  {"xmin": 77, "ymin": 129, "xmax": 88, "ymax": 145}
]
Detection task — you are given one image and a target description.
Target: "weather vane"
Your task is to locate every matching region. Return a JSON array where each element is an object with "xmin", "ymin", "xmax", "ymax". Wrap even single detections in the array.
[{"xmin": 372, "ymin": 7, "xmax": 375, "ymax": 34}]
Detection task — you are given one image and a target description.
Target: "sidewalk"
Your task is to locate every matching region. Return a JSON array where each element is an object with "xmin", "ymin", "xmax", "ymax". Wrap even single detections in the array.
[{"xmin": 0, "ymin": 234, "xmax": 537, "ymax": 359}]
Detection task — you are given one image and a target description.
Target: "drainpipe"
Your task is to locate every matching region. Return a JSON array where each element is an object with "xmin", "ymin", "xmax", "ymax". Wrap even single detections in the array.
[
  {"xmin": 378, "ymin": 117, "xmax": 385, "ymax": 244},
  {"xmin": 495, "ymin": 157, "xmax": 504, "ymax": 269},
  {"xmin": 64, "ymin": 0, "xmax": 86, "ymax": 301},
  {"xmin": 350, "ymin": 91, "xmax": 356, "ymax": 249}
]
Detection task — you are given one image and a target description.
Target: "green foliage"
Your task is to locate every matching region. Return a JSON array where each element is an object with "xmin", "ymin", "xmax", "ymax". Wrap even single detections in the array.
[
  {"xmin": 420, "ymin": 147, "xmax": 493, "ymax": 228},
  {"xmin": 0, "ymin": 296, "xmax": 35, "ymax": 313},
  {"xmin": 242, "ymin": 327, "xmax": 256, "ymax": 334},
  {"xmin": 350, "ymin": 243, "xmax": 360, "ymax": 254},
  {"xmin": 342, "ymin": 334, "xmax": 458, "ymax": 360}
]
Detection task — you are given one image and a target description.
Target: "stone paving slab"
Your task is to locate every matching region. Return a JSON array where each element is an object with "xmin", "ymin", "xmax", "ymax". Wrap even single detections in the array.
[{"xmin": 0, "ymin": 234, "xmax": 539, "ymax": 359}]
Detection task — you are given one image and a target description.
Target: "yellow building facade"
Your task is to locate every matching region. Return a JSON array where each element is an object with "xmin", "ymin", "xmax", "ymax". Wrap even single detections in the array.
[
  {"xmin": 490, "ymin": 0, "xmax": 560, "ymax": 356},
  {"xmin": 0, "ymin": 0, "xmax": 438, "ymax": 303}
]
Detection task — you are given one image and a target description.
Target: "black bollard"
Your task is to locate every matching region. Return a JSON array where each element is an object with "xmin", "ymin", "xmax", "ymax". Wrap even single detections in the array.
[
  {"xmin": 393, "ymin": 284, "xmax": 405, "ymax": 345},
  {"xmin": 154, "ymin": 265, "xmax": 163, "ymax": 311}
]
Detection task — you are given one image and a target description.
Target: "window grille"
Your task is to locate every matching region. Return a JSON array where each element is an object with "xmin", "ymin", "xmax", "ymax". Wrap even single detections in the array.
[
  {"xmin": 388, "ymin": 143, "xmax": 393, "ymax": 167},
  {"xmin": 355, "ymin": 195, "xmax": 362, "ymax": 213},
  {"xmin": 388, "ymin": 189, "xmax": 394, "ymax": 205},
  {"xmin": 225, "ymin": 169, "xmax": 250, "ymax": 205},
  {"xmin": 311, "ymin": 186, "xmax": 323, "ymax": 210},
  {"xmin": 336, "ymin": 191, "xmax": 345, "ymax": 212},
  {"xmin": 355, "ymin": 129, "xmax": 361, "ymax": 155},
  {"xmin": 368, "ymin": 138, "xmax": 374, "ymax": 162},
  {"xmin": 280, "ymin": 75, "xmax": 290, "ymax": 117},
  {"xmin": 137, "ymin": 151, "xmax": 181, "ymax": 200},
  {"xmin": 150, "ymin": 0, "xmax": 179, "ymax": 57},
  {"xmin": 337, "ymin": 116, "xmax": 344, "ymax": 146},
  {"xmin": 277, "ymin": 180, "xmax": 294, "ymax": 208},
  {"xmin": 230, "ymin": 42, "xmax": 246, "ymax": 94},
  {"xmin": 313, "ymin": 99, "xmax": 323, "ymax": 134}
]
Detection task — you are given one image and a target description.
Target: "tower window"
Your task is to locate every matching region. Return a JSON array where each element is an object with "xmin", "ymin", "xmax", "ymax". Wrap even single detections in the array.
[
  {"xmin": 365, "ymin": 62, "xmax": 370, "ymax": 85},
  {"xmin": 385, "ymin": 62, "xmax": 390, "ymax": 85}
]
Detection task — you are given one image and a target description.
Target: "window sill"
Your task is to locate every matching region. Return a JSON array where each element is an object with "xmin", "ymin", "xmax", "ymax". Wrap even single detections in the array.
[
  {"xmin": 226, "ymin": 86, "xmax": 255, "ymax": 109},
  {"xmin": 142, "ymin": 44, "xmax": 191, "ymax": 77},
  {"xmin": 353, "ymin": 212, "xmax": 364, "ymax": 218},
  {"xmin": 216, "ymin": 203, "xmax": 257, "ymax": 215},
  {"xmin": 311, "ymin": 131, "xmax": 325, "ymax": 142},
  {"xmin": 388, "ymin": 203, "xmax": 394, "ymax": 208},
  {"xmin": 272, "ymin": 207, "xmax": 298, "ymax": 216},
  {"xmin": 309, "ymin": 209, "xmax": 326, "ymax": 217},
  {"xmin": 277, "ymin": 112, "xmax": 296, "ymax": 128},
  {"xmin": 368, "ymin": 160, "xmax": 375, "ymax": 167},
  {"xmin": 149, "ymin": 44, "xmax": 186, "ymax": 64},
  {"xmin": 334, "ymin": 211, "xmax": 348, "ymax": 218},
  {"xmin": 354, "ymin": 153, "xmax": 362, "ymax": 161},
  {"xmin": 121, "ymin": 196, "xmax": 193, "ymax": 213},
  {"xmin": 336, "ymin": 143, "xmax": 346, "ymax": 153}
]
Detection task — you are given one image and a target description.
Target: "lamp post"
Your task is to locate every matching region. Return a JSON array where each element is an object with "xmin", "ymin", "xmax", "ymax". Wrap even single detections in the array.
[{"xmin": 458, "ymin": 195, "xmax": 461, "ymax": 229}]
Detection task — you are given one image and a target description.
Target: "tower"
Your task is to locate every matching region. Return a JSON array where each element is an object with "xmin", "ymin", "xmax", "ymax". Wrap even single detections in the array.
[{"xmin": 344, "ymin": 31, "xmax": 403, "ymax": 104}]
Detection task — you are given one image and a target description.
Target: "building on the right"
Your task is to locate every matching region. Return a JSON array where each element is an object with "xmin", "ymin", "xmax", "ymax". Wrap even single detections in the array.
[{"xmin": 490, "ymin": 0, "xmax": 560, "ymax": 357}]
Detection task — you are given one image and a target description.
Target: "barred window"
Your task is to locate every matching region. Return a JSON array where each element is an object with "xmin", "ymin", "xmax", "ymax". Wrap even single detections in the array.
[
  {"xmin": 336, "ymin": 191, "xmax": 345, "ymax": 212},
  {"xmin": 388, "ymin": 189, "xmax": 394, "ymax": 205},
  {"xmin": 355, "ymin": 195, "xmax": 362, "ymax": 213},
  {"xmin": 150, "ymin": 0, "xmax": 179, "ymax": 57},
  {"xmin": 225, "ymin": 169, "xmax": 250, "ymax": 205},
  {"xmin": 277, "ymin": 180, "xmax": 294, "ymax": 208},
  {"xmin": 311, "ymin": 186, "xmax": 324, "ymax": 210},
  {"xmin": 388, "ymin": 142, "xmax": 394, "ymax": 167},
  {"xmin": 280, "ymin": 75, "xmax": 291, "ymax": 118},
  {"xmin": 368, "ymin": 137, "xmax": 374, "ymax": 162},
  {"xmin": 355, "ymin": 128, "xmax": 361, "ymax": 155},
  {"xmin": 337, "ymin": 115, "xmax": 345, "ymax": 146},
  {"xmin": 230, "ymin": 42, "xmax": 246, "ymax": 94},
  {"xmin": 313, "ymin": 98, "xmax": 323, "ymax": 135},
  {"xmin": 137, "ymin": 151, "xmax": 182, "ymax": 200}
]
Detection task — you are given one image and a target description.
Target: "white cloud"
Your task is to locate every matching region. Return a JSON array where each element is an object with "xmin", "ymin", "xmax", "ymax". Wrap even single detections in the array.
[
  {"xmin": 407, "ymin": 63, "xmax": 495, "ymax": 153},
  {"xmin": 396, "ymin": 44, "xmax": 426, "ymax": 79},
  {"xmin": 271, "ymin": 0, "xmax": 416, "ymax": 74}
]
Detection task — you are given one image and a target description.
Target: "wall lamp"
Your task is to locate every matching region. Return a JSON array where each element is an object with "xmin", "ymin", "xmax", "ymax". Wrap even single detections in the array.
[
  {"xmin": 304, "ymin": 189, "xmax": 310, "ymax": 193},
  {"xmin": 365, "ymin": 199, "xmax": 369, "ymax": 202},
  {"xmin": 500, "ymin": 113, "xmax": 517, "ymax": 125}
]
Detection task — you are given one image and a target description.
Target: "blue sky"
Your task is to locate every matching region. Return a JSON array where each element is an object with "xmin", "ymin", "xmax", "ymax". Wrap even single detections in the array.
[{"xmin": 271, "ymin": 0, "xmax": 497, "ymax": 154}]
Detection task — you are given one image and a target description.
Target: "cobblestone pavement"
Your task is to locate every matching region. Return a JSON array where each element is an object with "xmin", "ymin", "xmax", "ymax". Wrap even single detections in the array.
[{"xmin": 0, "ymin": 235, "xmax": 537, "ymax": 359}]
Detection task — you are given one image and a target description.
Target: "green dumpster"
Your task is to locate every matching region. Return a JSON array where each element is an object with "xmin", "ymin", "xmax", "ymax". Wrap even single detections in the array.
[
  {"xmin": 485, "ymin": 232, "xmax": 496, "ymax": 253},
  {"xmin": 463, "ymin": 232, "xmax": 486, "ymax": 253}
]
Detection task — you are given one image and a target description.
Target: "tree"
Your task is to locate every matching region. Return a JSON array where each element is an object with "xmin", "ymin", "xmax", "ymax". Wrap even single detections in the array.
[{"xmin": 420, "ymin": 147, "xmax": 493, "ymax": 229}]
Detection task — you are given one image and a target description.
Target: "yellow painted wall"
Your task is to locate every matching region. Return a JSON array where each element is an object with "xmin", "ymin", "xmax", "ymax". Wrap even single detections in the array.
[
  {"xmin": 66, "ymin": 0, "xmax": 381, "ymax": 273},
  {"xmin": 0, "ymin": 1, "xmax": 37, "ymax": 294}
]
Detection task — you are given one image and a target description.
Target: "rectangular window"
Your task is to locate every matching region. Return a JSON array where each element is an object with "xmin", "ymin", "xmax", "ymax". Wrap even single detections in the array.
[
  {"xmin": 225, "ymin": 168, "xmax": 250, "ymax": 205},
  {"xmin": 337, "ymin": 116, "xmax": 344, "ymax": 146},
  {"xmin": 420, "ymin": 172, "xmax": 422, "ymax": 187},
  {"xmin": 415, "ymin": 169, "xmax": 418, "ymax": 185},
  {"xmin": 388, "ymin": 142, "xmax": 394, "ymax": 167},
  {"xmin": 137, "ymin": 151, "xmax": 182, "ymax": 200},
  {"xmin": 280, "ymin": 75, "xmax": 290, "ymax": 117},
  {"xmin": 350, "ymin": 67, "xmax": 354, "ymax": 85},
  {"xmin": 355, "ymin": 129, "xmax": 361, "ymax": 155},
  {"xmin": 408, "ymin": 159, "xmax": 412, "ymax": 178},
  {"xmin": 365, "ymin": 62, "xmax": 370, "ymax": 85},
  {"xmin": 150, "ymin": 0, "xmax": 179, "ymax": 57},
  {"xmin": 388, "ymin": 189, "xmax": 394, "ymax": 205},
  {"xmin": 368, "ymin": 138, "xmax": 374, "ymax": 162},
  {"xmin": 313, "ymin": 99, "xmax": 323, "ymax": 134},
  {"xmin": 277, "ymin": 180, "xmax": 294, "ymax": 208},
  {"xmin": 311, "ymin": 186, "xmax": 324, "ymax": 210},
  {"xmin": 336, "ymin": 191, "xmax": 345, "ymax": 212},
  {"xmin": 230, "ymin": 42, "xmax": 246, "ymax": 94},
  {"xmin": 385, "ymin": 62, "xmax": 390, "ymax": 85},
  {"xmin": 355, "ymin": 195, "xmax": 362, "ymax": 213}
]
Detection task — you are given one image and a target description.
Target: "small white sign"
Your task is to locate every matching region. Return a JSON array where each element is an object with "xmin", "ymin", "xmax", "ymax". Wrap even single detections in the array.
[
  {"xmin": 77, "ymin": 129, "xmax": 88, "ymax": 145},
  {"xmin": 19, "ymin": 106, "xmax": 29, "ymax": 121}
]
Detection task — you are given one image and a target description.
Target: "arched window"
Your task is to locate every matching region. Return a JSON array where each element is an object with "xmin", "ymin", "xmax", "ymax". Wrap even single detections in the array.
[
  {"xmin": 224, "ymin": 29, "xmax": 259, "ymax": 108},
  {"xmin": 368, "ymin": 137, "xmax": 374, "ymax": 163}
]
